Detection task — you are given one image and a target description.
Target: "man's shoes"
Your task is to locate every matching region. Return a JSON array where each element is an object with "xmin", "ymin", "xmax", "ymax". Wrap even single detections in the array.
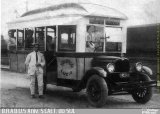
[
  {"xmin": 31, "ymin": 95, "xmax": 36, "ymax": 98},
  {"xmin": 31, "ymin": 95, "xmax": 44, "ymax": 99},
  {"xmin": 39, "ymin": 95, "xmax": 44, "ymax": 99}
]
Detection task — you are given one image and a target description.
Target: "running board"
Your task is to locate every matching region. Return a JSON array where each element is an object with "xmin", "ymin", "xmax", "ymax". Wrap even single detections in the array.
[{"xmin": 110, "ymin": 92, "xmax": 130, "ymax": 95}]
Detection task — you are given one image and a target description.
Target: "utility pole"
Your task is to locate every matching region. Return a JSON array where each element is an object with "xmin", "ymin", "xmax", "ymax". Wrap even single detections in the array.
[{"xmin": 26, "ymin": 0, "xmax": 28, "ymax": 12}]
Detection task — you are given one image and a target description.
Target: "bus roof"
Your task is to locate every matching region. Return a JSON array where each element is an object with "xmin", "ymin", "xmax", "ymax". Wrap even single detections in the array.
[{"xmin": 8, "ymin": 3, "xmax": 127, "ymax": 29}]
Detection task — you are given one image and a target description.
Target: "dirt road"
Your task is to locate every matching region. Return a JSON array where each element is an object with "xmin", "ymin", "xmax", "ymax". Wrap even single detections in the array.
[{"xmin": 0, "ymin": 70, "xmax": 160, "ymax": 108}]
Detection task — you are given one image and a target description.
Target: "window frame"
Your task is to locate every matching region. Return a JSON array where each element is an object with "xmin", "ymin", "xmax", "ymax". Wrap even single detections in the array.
[
  {"xmin": 35, "ymin": 27, "xmax": 45, "ymax": 51},
  {"xmin": 24, "ymin": 28, "xmax": 34, "ymax": 51},
  {"xmin": 17, "ymin": 29, "xmax": 25, "ymax": 50},
  {"xmin": 58, "ymin": 25, "xmax": 76, "ymax": 52},
  {"xmin": 46, "ymin": 26, "xmax": 56, "ymax": 51},
  {"xmin": 8, "ymin": 29, "xmax": 17, "ymax": 51},
  {"xmin": 86, "ymin": 25, "xmax": 105, "ymax": 52}
]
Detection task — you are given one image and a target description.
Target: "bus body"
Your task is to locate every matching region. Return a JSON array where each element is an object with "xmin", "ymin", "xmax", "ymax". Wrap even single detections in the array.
[{"xmin": 7, "ymin": 3, "xmax": 156, "ymax": 107}]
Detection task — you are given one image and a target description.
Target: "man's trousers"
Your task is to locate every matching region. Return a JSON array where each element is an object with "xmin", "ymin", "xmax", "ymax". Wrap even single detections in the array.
[{"xmin": 30, "ymin": 70, "xmax": 43, "ymax": 95}]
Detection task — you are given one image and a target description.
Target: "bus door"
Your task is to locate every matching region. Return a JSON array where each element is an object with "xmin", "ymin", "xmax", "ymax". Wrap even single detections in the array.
[
  {"xmin": 44, "ymin": 26, "xmax": 57, "ymax": 84},
  {"xmin": 56, "ymin": 25, "xmax": 77, "ymax": 87}
]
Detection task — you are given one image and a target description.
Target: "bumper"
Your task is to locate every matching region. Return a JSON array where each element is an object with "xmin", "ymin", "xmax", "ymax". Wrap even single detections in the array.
[{"xmin": 115, "ymin": 80, "xmax": 157, "ymax": 90}]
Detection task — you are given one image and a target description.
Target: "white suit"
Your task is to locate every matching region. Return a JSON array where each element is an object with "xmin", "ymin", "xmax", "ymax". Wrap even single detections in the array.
[{"xmin": 25, "ymin": 51, "xmax": 45, "ymax": 95}]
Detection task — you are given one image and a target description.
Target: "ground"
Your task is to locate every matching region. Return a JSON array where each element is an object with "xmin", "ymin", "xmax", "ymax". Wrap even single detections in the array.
[{"xmin": 0, "ymin": 70, "xmax": 160, "ymax": 109}]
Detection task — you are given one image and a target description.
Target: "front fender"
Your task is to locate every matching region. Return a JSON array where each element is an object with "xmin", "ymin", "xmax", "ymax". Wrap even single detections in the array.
[
  {"xmin": 77, "ymin": 67, "xmax": 107, "ymax": 90},
  {"xmin": 92, "ymin": 67, "xmax": 107, "ymax": 78},
  {"xmin": 142, "ymin": 66, "xmax": 153, "ymax": 76}
]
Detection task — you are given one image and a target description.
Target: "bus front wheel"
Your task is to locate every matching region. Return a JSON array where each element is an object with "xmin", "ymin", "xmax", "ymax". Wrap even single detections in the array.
[
  {"xmin": 86, "ymin": 75, "xmax": 108, "ymax": 107},
  {"xmin": 131, "ymin": 74, "xmax": 153, "ymax": 104}
]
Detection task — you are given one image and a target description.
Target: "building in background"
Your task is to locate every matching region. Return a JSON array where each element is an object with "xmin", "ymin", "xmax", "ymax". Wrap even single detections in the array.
[
  {"xmin": 126, "ymin": 24, "xmax": 159, "ymax": 80},
  {"xmin": 127, "ymin": 24, "xmax": 157, "ymax": 57}
]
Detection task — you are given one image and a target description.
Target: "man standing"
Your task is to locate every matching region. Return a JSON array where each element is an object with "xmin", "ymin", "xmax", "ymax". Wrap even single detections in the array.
[{"xmin": 25, "ymin": 43, "xmax": 45, "ymax": 98}]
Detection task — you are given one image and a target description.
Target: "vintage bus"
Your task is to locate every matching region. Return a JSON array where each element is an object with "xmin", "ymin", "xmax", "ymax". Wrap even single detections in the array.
[{"xmin": 7, "ymin": 3, "xmax": 156, "ymax": 107}]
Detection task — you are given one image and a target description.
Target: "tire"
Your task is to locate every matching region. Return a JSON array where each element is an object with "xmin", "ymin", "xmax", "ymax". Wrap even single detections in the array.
[
  {"xmin": 132, "ymin": 74, "xmax": 153, "ymax": 104},
  {"xmin": 86, "ymin": 75, "xmax": 108, "ymax": 107}
]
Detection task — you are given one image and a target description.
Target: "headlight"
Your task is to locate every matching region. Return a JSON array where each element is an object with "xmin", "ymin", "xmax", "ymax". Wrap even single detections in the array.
[
  {"xmin": 135, "ymin": 62, "xmax": 143, "ymax": 72},
  {"xmin": 106, "ymin": 63, "xmax": 115, "ymax": 73}
]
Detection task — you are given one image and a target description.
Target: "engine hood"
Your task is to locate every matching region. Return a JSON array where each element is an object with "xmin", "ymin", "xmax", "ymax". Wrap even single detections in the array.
[
  {"xmin": 93, "ymin": 56, "xmax": 127, "ymax": 62},
  {"xmin": 92, "ymin": 56, "xmax": 130, "ymax": 72}
]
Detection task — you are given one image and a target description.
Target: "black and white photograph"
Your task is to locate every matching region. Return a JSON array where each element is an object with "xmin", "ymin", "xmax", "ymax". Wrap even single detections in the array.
[{"xmin": 0, "ymin": 0, "xmax": 160, "ymax": 113}]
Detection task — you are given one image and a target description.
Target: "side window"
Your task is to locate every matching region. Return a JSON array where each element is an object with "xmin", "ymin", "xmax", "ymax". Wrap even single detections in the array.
[
  {"xmin": 25, "ymin": 28, "xmax": 34, "ymax": 50},
  {"xmin": 46, "ymin": 26, "xmax": 56, "ymax": 51},
  {"xmin": 86, "ymin": 25, "xmax": 104, "ymax": 52},
  {"xmin": 8, "ymin": 29, "xmax": 16, "ymax": 51},
  {"xmin": 35, "ymin": 27, "xmax": 45, "ymax": 51},
  {"xmin": 17, "ymin": 29, "xmax": 24, "ymax": 50},
  {"xmin": 61, "ymin": 33, "xmax": 68, "ymax": 44},
  {"xmin": 58, "ymin": 25, "xmax": 76, "ymax": 51}
]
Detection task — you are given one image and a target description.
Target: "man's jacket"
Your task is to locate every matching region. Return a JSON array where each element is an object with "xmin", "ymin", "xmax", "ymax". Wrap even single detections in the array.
[{"xmin": 25, "ymin": 51, "xmax": 45, "ymax": 75}]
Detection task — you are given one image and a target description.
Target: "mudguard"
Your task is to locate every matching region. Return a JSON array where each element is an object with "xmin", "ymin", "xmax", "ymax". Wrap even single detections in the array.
[
  {"xmin": 91, "ymin": 67, "xmax": 107, "ymax": 77},
  {"xmin": 75, "ymin": 67, "xmax": 107, "ymax": 91},
  {"xmin": 142, "ymin": 66, "xmax": 153, "ymax": 76}
]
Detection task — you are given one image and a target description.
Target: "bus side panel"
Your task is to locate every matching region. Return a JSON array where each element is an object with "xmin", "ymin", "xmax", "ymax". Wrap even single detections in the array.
[
  {"xmin": 17, "ymin": 53, "xmax": 26, "ymax": 73},
  {"xmin": 84, "ymin": 58, "xmax": 93, "ymax": 72},
  {"xmin": 10, "ymin": 53, "xmax": 18, "ymax": 72},
  {"xmin": 57, "ymin": 57, "xmax": 77, "ymax": 80},
  {"xmin": 46, "ymin": 72, "xmax": 57, "ymax": 84},
  {"xmin": 25, "ymin": 54, "xmax": 28, "ymax": 73},
  {"xmin": 77, "ymin": 58, "xmax": 85, "ymax": 80}
]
